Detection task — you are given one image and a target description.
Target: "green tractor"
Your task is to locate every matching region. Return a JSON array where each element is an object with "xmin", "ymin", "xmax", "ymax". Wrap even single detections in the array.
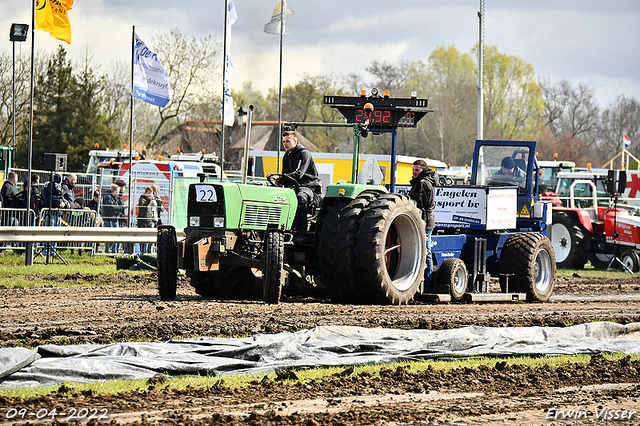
[{"xmin": 157, "ymin": 91, "xmax": 433, "ymax": 304}]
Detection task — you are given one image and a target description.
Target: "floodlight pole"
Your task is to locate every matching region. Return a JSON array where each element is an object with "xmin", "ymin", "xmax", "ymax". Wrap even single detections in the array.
[
  {"xmin": 477, "ymin": 0, "xmax": 484, "ymax": 141},
  {"xmin": 12, "ymin": 41, "xmax": 16, "ymax": 150}
]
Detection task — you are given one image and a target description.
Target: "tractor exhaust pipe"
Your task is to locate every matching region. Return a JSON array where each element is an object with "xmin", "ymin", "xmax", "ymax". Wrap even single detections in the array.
[{"xmin": 242, "ymin": 105, "xmax": 254, "ymax": 185}]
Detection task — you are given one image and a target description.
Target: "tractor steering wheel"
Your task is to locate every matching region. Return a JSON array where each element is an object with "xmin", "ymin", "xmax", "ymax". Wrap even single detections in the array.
[{"xmin": 267, "ymin": 173, "xmax": 283, "ymax": 186}]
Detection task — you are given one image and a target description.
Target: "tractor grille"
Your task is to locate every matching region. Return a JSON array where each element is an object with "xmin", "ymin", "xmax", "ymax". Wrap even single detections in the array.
[{"xmin": 242, "ymin": 203, "xmax": 283, "ymax": 228}]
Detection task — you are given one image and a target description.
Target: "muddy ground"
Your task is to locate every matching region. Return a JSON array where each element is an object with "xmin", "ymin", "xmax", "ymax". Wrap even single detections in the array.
[{"xmin": 1, "ymin": 273, "xmax": 640, "ymax": 425}]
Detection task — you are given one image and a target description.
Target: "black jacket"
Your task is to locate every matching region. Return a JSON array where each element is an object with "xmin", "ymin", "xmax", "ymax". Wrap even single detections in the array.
[
  {"xmin": 13, "ymin": 186, "xmax": 42, "ymax": 213},
  {"xmin": 1, "ymin": 180, "xmax": 18, "ymax": 207},
  {"xmin": 282, "ymin": 143, "xmax": 321, "ymax": 193},
  {"xmin": 409, "ymin": 168, "xmax": 437, "ymax": 231},
  {"xmin": 102, "ymin": 191, "xmax": 124, "ymax": 220},
  {"xmin": 42, "ymin": 174, "xmax": 65, "ymax": 209}
]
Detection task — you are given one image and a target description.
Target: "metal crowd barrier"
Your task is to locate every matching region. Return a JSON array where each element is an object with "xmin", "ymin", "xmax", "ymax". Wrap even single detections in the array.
[
  {"xmin": 39, "ymin": 208, "xmax": 97, "ymax": 254},
  {"xmin": 0, "ymin": 227, "xmax": 185, "ymax": 243},
  {"xmin": 0, "ymin": 208, "xmax": 36, "ymax": 227},
  {"xmin": 0, "ymin": 207, "xmax": 159, "ymax": 255}
]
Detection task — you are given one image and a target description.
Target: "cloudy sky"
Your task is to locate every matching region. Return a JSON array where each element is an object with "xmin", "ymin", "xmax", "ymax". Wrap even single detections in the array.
[{"xmin": 2, "ymin": 1, "xmax": 639, "ymax": 107}]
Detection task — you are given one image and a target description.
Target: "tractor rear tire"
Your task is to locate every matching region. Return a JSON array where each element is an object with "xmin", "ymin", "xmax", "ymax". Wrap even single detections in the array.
[
  {"xmin": 590, "ymin": 252, "xmax": 613, "ymax": 269},
  {"xmin": 263, "ymin": 231, "xmax": 284, "ymax": 304},
  {"xmin": 436, "ymin": 258, "xmax": 468, "ymax": 301},
  {"xmin": 551, "ymin": 211, "xmax": 591, "ymax": 269},
  {"xmin": 157, "ymin": 227, "xmax": 178, "ymax": 301},
  {"xmin": 355, "ymin": 194, "xmax": 426, "ymax": 305},
  {"xmin": 500, "ymin": 233, "xmax": 556, "ymax": 302},
  {"xmin": 318, "ymin": 194, "xmax": 377, "ymax": 303}
]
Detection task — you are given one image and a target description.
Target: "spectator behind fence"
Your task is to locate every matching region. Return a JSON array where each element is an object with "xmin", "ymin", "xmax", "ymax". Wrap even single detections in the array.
[
  {"xmin": 115, "ymin": 179, "xmax": 127, "ymax": 225},
  {"xmin": 87, "ymin": 190, "xmax": 103, "ymax": 226},
  {"xmin": 102, "ymin": 183, "xmax": 123, "ymax": 253},
  {"xmin": 1, "ymin": 172, "xmax": 19, "ymax": 209},
  {"xmin": 13, "ymin": 173, "xmax": 42, "ymax": 224},
  {"xmin": 42, "ymin": 173, "xmax": 69, "ymax": 210},
  {"xmin": 151, "ymin": 184, "xmax": 164, "ymax": 226},
  {"xmin": 61, "ymin": 174, "xmax": 77, "ymax": 209},
  {"xmin": 115, "ymin": 179, "xmax": 133, "ymax": 253},
  {"xmin": 137, "ymin": 186, "xmax": 158, "ymax": 253}
]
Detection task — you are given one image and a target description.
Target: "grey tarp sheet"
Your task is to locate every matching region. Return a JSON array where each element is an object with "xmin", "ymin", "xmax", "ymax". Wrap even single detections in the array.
[{"xmin": 1, "ymin": 322, "xmax": 640, "ymax": 389}]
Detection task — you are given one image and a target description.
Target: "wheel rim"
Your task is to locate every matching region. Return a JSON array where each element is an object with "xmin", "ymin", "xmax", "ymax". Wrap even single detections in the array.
[
  {"xmin": 551, "ymin": 223, "xmax": 571, "ymax": 263},
  {"xmin": 383, "ymin": 212, "xmax": 424, "ymax": 292},
  {"xmin": 533, "ymin": 248, "xmax": 553, "ymax": 293},
  {"xmin": 452, "ymin": 265, "xmax": 467, "ymax": 295},
  {"xmin": 621, "ymin": 253, "xmax": 636, "ymax": 271}
]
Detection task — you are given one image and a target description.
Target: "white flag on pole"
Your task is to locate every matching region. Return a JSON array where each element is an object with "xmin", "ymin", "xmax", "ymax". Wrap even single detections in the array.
[
  {"xmin": 623, "ymin": 133, "xmax": 631, "ymax": 148},
  {"xmin": 223, "ymin": 0, "xmax": 237, "ymax": 126},
  {"xmin": 133, "ymin": 32, "xmax": 171, "ymax": 107},
  {"xmin": 264, "ymin": 0, "xmax": 294, "ymax": 34}
]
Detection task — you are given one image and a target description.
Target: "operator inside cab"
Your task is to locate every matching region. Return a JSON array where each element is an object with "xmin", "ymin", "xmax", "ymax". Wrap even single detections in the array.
[
  {"xmin": 490, "ymin": 156, "xmax": 526, "ymax": 188},
  {"xmin": 268, "ymin": 130, "xmax": 322, "ymax": 243}
]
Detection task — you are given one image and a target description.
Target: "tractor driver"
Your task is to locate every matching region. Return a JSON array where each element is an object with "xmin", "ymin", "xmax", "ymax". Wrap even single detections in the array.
[
  {"xmin": 491, "ymin": 156, "xmax": 526, "ymax": 186},
  {"xmin": 268, "ymin": 130, "xmax": 322, "ymax": 243}
]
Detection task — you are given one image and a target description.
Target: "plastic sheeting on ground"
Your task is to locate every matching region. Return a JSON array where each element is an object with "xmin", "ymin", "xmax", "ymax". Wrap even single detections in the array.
[{"xmin": 1, "ymin": 322, "xmax": 640, "ymax": 389}]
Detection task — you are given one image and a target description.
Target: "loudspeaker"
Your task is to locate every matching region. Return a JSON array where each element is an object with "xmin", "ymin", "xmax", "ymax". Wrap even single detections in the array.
[
  {"xmin": 607, "ymin": 170, "xmax": 628, "ymax": 196},
  {"xmin": 607, "ymin": 170, "xmax": 615, "ymax": 194},
  {"xmin": 44, "ymin": 153, "xmax": 67, "ymax": 172},
  {"xmin": 618, "ymin": 171, "xmax": 627, "ymax": 195}
]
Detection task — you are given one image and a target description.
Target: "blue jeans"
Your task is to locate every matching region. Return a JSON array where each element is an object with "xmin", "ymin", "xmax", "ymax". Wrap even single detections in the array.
[
  {"xmin": 104, "ymin": 219, "xmax": 119, "ymax": 253},
  {"xmin": 425, "ymin": 229, "xmax": 433, "ymax": 287}
]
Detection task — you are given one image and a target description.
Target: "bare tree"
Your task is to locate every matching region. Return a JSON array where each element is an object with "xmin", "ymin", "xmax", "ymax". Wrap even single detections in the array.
[
  {"xmin": 0, "ymin": 51, "xmax": 34, "ymax": 147},
  {"xmin": 540, "ymin": 79, "xmax": 600, "ymax": 140},
  {"xmin": 365, "ymin": 60, "xmax": 410, "ymax": 96},
  {"xmin": 597, "ymin": 95, "xmax": 640, "ymax": 164},
  {"xmin": 146, "ymin": 28, "xmax": 222, "ymax": 148}
]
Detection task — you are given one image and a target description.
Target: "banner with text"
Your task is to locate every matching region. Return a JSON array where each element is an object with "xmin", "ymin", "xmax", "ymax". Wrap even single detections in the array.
[{"xmin": 133, "ymin": 32, "xmax": 171, "ymax": 108}]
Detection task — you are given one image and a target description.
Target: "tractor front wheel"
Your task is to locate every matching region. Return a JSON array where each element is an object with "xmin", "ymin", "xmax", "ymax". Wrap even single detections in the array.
[
  {"xmin": 157, "ymin": 226, "xmax": 178, "ymax": 301},
  {"xmin": 620, "ymin": 250, "xmax": 640, "ymax": 273},
  {"xmin": 263, "ymin": 231, "xmax": 284, "ymax": 304}
]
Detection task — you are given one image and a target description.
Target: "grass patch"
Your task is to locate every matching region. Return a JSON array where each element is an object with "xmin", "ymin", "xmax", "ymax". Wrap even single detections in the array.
[
  {"xmin": 1, "ymin": 353, "xmax": 637, "ymax": 399},
  {"xmin": 0, "ymin": 250, "xmax": 153, "ymax": 288}
]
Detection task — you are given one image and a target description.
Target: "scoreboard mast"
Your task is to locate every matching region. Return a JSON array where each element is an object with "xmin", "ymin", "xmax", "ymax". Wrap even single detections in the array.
[{"xmin": 322, "ymin": 89, "xmax": 433, "ymax": 192}]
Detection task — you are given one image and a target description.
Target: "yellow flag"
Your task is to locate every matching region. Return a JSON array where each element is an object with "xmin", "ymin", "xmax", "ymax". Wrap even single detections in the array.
[{"xmin": 35, "ymin": 0, "xmax": 74, "ymax": 44}]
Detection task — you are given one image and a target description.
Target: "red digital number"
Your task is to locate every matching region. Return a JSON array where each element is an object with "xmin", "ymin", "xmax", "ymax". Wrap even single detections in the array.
[
  {"xmin": 383, "ymin": 111, "xmax": 390, "ymax": 123},
  {"xmin": 374, "ymin": 110, "xmax": 383, "ymax": 122},
  {"xmin": 355, "ymin": 109, "xmax": 364, "ymax": 122}
]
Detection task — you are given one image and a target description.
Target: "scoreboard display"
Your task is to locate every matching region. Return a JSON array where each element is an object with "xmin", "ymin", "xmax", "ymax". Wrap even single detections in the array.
[{"xmin": 324, "ymin": 92, "xmax": 432, "ymax": 128}]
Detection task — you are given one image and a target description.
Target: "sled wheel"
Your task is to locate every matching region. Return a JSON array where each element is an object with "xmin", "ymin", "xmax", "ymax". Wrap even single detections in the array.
[
  {"xmin": 157, "ymin": 226, "xmax": 178, "ymax": 301},
  {"xmin": 501, "ymin": 233, "xmax": 556, "ymax": 302},
  {"xmin": 355, "ymin": 194, "xmax": 426, "ymax": 305},
  {"xmin": 437, "ymin": 258, "xmax": 468, "ymax": 301},
  {"xmin": 263, "ymin": 231, "xmax": 284, "ymax": 304}
]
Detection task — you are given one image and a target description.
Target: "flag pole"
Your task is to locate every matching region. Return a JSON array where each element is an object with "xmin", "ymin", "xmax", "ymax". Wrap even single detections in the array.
[
  {"xmin": 128, "ymin": 25, "xmax": 135, "ymax": 229},
  {"xmin": 221, "ymin": 0, "xmax": 229, "ymax": 181},
  {"xmin": 25, "ymin": 0, "xmax": 36, "ymax": 266},
  {"xmin": 276, "ymin": 0, "xmax": 284, "ymax": 173}
]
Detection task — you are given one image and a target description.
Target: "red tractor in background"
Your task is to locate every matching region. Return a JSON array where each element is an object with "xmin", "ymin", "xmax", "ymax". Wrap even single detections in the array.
[{"xmin": 547, "ymin": 169, "xmax": 640, "ymax": 272}]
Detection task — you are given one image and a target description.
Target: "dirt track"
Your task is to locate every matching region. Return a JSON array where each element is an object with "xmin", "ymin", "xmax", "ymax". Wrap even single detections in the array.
[{"xmin": 1, "ymin": 273, "xmax": 640, "ymax": 425}]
